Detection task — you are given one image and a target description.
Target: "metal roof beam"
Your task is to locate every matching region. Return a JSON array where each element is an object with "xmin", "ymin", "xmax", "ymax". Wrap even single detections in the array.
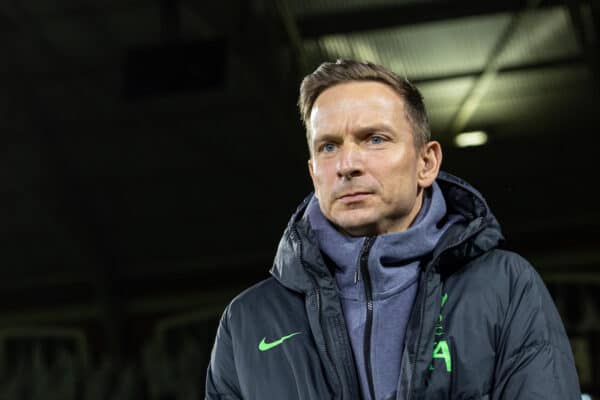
[
  {"xmin": 446, "ymin": 0, "xmax": 544, "ymax": 136},
  {"xmin": 412, "ymin": 55, "xmax": 584, "ymax": 84},
  {"xmin": 276, "ymin": 0, "xmax": 309, "ymax": 75}
]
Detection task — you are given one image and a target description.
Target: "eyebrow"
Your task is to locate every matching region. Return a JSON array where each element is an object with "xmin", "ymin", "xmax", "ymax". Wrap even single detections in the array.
[
  {"xmin": 313, "ymin": 123, "xmax": 396, "ymax": 143},
  {"xmin": 313, "ymin": 133, "xmax": 340, "ymax": 144},
  {"xmin": 353, "ymin": 123, "xmax": 395, "ymax": 135}
]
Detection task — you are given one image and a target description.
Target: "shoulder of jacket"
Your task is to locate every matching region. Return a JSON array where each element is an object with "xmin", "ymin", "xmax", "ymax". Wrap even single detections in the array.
[
  {"xmin": 468, "ymin": 248, "xmax": 534, "ymax": 273},
  {"xmin": 228, "ymin": 277, "xmax": 277, "ymax": 306},
  {"xmin": 224, "ymin": 277, "xmax": 298, "ymax": 318},
  {"xmin": 443, "ymin": 249, "xmax": 549, "ymax": 327},
  {"xmin": 452, "ymin": 248, "xmax": 541, "ymax": 290}
]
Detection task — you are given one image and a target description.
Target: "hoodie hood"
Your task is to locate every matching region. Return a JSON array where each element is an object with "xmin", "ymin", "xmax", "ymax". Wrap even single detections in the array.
[{"xmin": 270, "ymin": 171, "xmax": 504, "ymax": 292}]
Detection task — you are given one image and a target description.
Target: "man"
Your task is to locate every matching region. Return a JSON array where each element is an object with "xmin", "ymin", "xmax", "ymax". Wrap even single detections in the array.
[{"xmin": 205, "ymin": 60, "xmax": 580, "ymax": 399}]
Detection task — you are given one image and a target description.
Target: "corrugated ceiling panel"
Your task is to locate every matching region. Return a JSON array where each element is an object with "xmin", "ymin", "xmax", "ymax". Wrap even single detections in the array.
[
  {"xmin": 309, "ymin": 7, "xmax": 578, "ymax": 79},
  {"xmin": 416, "ymin": 77, "xmax": 476, "ymax": 136},
  {"xmin": 498, "ymin": 7, "xmax": 580, "ymax": 67},
  {"xmin": 418, "ymin": 78, "xmax": 476, "ymax": 110},
  {"xmin": 468, "ymin": 91, "xmax": 590, "ymax": 138},
  {"xmin": 311, "ymin": 13, "xmax": 512, "ymax": 80},
  {"xmin": 468, "ymin": 65, "xmax": 594, "ymax": 135},
  {"xmin": 485, "ymin": 65, "xmax": 590, "ymax": 100},
  {"xmin": 305, "ymin": 5, "xmax": 586, "ymax": 140}
]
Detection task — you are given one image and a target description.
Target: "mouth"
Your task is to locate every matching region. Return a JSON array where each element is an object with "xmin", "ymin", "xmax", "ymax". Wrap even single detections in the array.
[{"xmin": 338, "ymin": 192, "xmax": 372, "ymax": 202}]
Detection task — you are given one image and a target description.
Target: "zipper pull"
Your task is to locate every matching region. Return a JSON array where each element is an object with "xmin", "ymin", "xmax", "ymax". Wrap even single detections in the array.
[{"xmin": 354, "ymin": 268, "xmax": 360, "ymax": 284}]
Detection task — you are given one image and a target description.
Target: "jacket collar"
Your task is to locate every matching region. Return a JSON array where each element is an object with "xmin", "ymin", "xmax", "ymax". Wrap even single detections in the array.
[{"xmin": 270, "ymin": 171, "xmax": 504, "ymax": 292}]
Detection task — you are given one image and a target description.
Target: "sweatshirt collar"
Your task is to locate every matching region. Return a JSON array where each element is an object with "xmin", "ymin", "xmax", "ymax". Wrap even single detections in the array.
[{"xmin": 305, "ymin": 182, "xmax": 462, "ymax": 299}]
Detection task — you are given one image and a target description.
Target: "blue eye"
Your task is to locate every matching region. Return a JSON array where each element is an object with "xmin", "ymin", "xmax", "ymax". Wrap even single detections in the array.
[
  {"xmin": 369, "ymin": 136, "xmax": 383, "ymax": 144},
  {"xmin": 322, "ymin": 143, "xmax": 336, "ymax": 152}
]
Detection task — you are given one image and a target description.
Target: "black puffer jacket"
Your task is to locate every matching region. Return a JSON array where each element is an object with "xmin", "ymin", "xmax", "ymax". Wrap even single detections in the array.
[{"xmin": 205, "ymin": 172, "xmax": 580, "ymax": 399}]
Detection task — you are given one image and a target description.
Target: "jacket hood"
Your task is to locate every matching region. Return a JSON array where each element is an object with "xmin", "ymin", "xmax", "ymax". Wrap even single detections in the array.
[
  {"xmin": 270, "ymin": 171, "xmax": 504, "ymax": 292},
  {"xmin": 432, "ymin": 171, "xmax": 505, "ymax": 275}
]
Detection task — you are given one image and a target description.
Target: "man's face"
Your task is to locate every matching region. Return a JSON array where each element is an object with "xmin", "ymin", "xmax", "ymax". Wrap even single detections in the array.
[{"xmin": 308, "ymin": 81, "xmax": 433, "ymax": 236}]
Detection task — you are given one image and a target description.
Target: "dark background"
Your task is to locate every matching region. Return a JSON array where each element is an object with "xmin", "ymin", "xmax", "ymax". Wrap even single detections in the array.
[{"xmin": 1, "ymin": 0, "xmax": 599, "ymax": 398}]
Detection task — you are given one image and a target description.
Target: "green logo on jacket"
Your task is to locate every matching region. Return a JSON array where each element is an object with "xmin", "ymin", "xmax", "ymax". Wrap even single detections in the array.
[
  {"xmin": 430, "ymin": 292, "xmax": 452, "ymax": 372},
  {"xmin": 258, "ymin": 332, "xmax": 302, "ymax": 351}
]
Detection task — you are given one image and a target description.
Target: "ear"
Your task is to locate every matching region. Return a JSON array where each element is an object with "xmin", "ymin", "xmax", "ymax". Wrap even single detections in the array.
[
  {"xmin": 308, "ymin": 158, "xmax": 319, "ymax": 198},
  {"xmin": 417, "ymin": 141, "xmax": 442, "ymax": 188}
]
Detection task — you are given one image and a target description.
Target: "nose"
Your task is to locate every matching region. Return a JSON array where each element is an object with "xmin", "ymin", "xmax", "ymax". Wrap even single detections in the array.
[{"xmin": 336, "ymin": 143, "xmax": 364, "ymax": 180}]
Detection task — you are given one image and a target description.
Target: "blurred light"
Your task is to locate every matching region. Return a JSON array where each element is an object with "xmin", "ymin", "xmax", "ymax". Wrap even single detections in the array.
[
  {"xmin": 454, "ymin": 131, "xmax": 488, "ymax": 147},
  {"xmin": 581, "ymin": 394, "xmax": 592, "ymax": 400}
]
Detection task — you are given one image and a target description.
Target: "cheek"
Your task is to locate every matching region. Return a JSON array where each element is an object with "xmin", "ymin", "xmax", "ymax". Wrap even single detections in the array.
[
  {"xmin": 312, "ymin": 164, "xmax": 334, "ymax": 188},
  {"xmin": 373, "ymin": 157, "xmax": 416, "ymax": 192},
  {"xmin": 370, "ymin": 156, "xmax": 403, "ymax": 181},
  {"xmin": 311, "ymin": 169, "xmax": 331, "ymax": 201}
]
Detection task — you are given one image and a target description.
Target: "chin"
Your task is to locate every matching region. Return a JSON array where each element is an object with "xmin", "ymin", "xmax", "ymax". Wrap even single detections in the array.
[{"xmin": 331, "ymin": 211, "xmax": 379, "ymax": 236}]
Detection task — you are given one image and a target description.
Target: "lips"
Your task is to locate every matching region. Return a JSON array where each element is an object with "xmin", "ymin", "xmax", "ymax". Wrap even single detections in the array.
[
  {"xmin": 339, "ymin": 191, "xmax": 370, "ymax": 199},
  {"xmin": 338, "ymin": 192, "xmax": 372, "ymax": 202}
]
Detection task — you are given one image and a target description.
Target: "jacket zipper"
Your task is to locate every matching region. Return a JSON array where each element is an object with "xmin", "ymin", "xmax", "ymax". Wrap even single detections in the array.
[
  {"xmin": 359, "ymin": 236, "xmax": 377, "ymax": 400},
  {"xmin": 404, "ymin": 269, "xmax": 428, "ymax": 400}
]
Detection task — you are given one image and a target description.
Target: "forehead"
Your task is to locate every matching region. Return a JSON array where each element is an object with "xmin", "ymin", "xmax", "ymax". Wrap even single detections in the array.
[{"xmin": 309, "ymin": 81, "xmax": 406, "ymax": 136}]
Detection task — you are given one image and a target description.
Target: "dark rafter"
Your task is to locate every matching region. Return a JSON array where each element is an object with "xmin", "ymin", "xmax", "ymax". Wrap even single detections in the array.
[
  {"xmin": 297, "ymin": 0, "xmax": 564, "ymax": 39},
  {"xmin": 565, "ymin": 0, "xmax": 600, "ymax": 93}
]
